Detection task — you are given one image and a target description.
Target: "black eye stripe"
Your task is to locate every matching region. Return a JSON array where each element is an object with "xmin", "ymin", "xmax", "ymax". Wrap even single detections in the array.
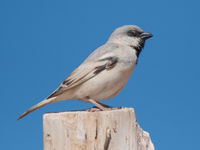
[
  {"xmin": 127, "ymin": 30, "xmax": 141, "ymax": 37},
  {"xmin": 127, "ymin": 30, "xmax": 135, "ymax": 37}
]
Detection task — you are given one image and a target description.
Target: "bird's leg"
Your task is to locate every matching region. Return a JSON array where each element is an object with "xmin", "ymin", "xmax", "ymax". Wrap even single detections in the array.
[
  {"xmin": 96, "ymin": 101, "xmax": 111, "ymax": 108},
  {"xmin": 88, "ymin": 99, "xmax": 106, "ymax": 111}
]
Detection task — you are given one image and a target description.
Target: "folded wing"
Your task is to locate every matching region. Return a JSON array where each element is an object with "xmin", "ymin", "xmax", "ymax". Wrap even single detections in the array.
[{"xmin": 47, "ymin": 56, "xmax": 118, "ymax": 98}]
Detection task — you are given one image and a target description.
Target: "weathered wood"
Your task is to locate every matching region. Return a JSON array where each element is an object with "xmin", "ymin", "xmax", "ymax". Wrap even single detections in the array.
[{"xmin": 43, "ymin": 108, "xmax": 155, "ymax": 150}]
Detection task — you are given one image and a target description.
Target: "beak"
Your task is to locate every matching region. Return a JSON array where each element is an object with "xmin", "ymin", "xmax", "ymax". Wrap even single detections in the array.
[{"xmin": 140, "ymin": 32, "xmax": 153, "ymax": 40}]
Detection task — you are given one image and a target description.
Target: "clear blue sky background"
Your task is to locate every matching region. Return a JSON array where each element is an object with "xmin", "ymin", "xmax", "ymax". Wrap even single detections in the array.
[{"xmin": 1, "ymin": 0, "xmax": 199, "ymax": 149}]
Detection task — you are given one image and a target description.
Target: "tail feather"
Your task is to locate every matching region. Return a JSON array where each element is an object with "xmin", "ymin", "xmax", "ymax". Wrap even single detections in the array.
[{"xmin": 17, "ymin": 97, "xmax": 57, "ymax": 120}]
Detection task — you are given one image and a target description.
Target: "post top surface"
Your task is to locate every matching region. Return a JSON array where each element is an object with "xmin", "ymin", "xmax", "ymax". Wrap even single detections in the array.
[{"xmin": 43, "ymin": 107, "xmax": 135, "ymax": 118}]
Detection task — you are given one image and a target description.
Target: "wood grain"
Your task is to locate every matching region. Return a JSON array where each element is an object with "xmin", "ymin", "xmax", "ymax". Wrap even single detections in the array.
[{"xmin": 43, "ymin": 108, "xmax": 154, "ymax": 150}]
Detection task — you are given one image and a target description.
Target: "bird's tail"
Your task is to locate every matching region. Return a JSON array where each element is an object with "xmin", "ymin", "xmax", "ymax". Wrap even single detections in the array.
[{"xmin": 17, "ymin": 97, "xmax": 57, "ymax": 120}]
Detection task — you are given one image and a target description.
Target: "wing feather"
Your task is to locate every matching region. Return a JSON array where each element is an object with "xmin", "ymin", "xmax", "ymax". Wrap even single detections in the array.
[{"xmin": 47, "ymin": 56, "xmax": 118, "ymax": 98}]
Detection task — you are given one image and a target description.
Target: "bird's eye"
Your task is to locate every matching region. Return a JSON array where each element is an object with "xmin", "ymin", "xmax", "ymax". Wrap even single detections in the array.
[{"xmin": 127, "ymin": 30, "xmax": 136, "ymax": 37}]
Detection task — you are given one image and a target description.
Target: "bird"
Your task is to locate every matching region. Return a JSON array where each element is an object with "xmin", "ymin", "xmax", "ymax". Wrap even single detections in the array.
[{"xmin": 18, "ymin": 25, "xmax": 153, "ymax": 120}]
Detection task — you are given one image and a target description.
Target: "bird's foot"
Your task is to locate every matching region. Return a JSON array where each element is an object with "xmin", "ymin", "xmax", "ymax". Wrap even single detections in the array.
[
  {"xmin": 87, "ymin": 106, "xmax": 123, "ymax": 112},
  {"xmin": 87, "ymin": 107, "xmax": 102, "ymax": 112}
]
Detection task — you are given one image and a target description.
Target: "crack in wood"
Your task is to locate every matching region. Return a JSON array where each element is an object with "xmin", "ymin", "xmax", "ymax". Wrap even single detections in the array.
[
  {"xmin": 85, "ymin": 133, "xmax": 87, "ymax": 140},
  {"xmin": 95, "ymin": 119, "xmax": 98, "ymax": 140},
  {"xmin": 104, "ymin": 128, "xmax": 111, "ymax": 150}
]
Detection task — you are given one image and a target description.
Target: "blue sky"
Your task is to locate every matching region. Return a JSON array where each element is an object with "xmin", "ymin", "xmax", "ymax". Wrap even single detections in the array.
[{"xmin": 1, "ymin": 0, "xmax": 200, "ymax": 149}]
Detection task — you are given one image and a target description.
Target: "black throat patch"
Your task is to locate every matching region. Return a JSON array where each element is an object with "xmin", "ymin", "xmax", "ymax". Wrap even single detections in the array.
[{"xmin": 130, "ymin": 40, "xmax": 145, "ymax": 57}]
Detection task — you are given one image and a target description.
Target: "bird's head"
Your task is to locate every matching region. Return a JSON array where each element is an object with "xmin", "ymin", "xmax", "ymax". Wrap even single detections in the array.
[{"xmin": 108, "ymin": 25, "xmax": 153, "ymax": 56}]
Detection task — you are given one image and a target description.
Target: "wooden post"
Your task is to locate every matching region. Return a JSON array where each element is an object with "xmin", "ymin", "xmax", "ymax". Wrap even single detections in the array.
[{"xmin": 43, "ymin": 108, "xmax": 155, "ymax": 150}]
